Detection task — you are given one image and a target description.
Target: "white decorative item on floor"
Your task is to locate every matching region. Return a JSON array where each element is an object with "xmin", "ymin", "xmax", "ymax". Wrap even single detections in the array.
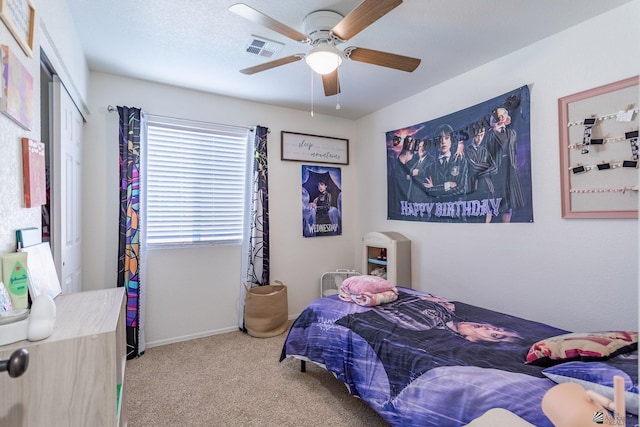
[{"xmin": 320, "ymin": 269, "xmax": 360, "ymax": 297}]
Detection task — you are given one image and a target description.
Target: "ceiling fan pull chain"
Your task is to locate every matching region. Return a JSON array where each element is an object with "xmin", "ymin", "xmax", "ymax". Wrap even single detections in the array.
[
  {"xmin": 336, "ymin": 62, "xmax": 344, "ymax": 110},
  {"xmin": 310, "ymin": 67, "xmax": 315, "ymax": 117}
]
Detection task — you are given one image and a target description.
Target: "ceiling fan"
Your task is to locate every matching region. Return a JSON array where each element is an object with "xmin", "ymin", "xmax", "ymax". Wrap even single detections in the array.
[{"xmin": 229, "ymin": 0, "xmax": 421, "ymax": 97}]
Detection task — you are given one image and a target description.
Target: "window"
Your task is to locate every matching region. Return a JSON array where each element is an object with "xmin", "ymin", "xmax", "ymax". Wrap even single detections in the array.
[{"xmin": 145, "ymin": 115, "xmax": 249, "ymax": 246}]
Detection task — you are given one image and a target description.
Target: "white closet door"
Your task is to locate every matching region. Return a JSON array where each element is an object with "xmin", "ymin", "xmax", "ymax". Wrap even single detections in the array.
[{"xmin": 51, "ymin": 76, "xmax": 83, "ymax": 294}]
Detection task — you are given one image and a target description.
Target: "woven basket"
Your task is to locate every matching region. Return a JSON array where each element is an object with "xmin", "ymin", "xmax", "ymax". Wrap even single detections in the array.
[{"xmin": 244, "ymin": 280, "xmax": 288, "ymax": 338}]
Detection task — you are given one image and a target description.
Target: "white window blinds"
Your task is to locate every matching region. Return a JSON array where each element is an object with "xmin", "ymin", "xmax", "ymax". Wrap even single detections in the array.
[{"xmin": 145, "ymin": 115, "xmax": 249, "ymax": 246}]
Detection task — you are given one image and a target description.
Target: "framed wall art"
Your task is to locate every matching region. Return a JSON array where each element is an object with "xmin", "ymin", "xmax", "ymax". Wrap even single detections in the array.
[
  {"xmin": 558, "ymin": 76, "xmax": 639, "ymax": 219},
  {"xmin": 281, "ymin": 131, "xmax": 349, "ymax": 165},
  {"xmin": 21, "ymin": 137, "xmax": 46, "ymax": 208},
  {"xmin": 0, "ymin": 44, "xmax": 33, "ymax": 130},
  {"xmin": 0, "ymin": 0, "xmax": 35, "ymax": 57}
]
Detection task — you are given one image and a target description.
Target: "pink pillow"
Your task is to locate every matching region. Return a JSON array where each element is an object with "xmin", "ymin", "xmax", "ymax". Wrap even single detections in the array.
[
  {"xmin": 526, "ymin": 331, "xmax": 638, "ymax": 366},
  {"xmin": 340, "ymin": 275, "xmax": 396, "ymax": 295}
]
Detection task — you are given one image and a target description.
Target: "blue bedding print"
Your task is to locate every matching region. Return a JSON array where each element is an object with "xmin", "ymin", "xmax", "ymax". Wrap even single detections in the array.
[{"xmin": 280, "ymin": 288, "xmax": 638, "ymax": 426}]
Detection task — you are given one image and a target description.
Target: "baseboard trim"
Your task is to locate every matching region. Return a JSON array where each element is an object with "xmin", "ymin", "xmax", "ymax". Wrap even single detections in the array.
[
  {"xmin": 145, "ymin": 326, "xmax": 239, "ymax": 348},
  {"xmin": 144, "ymin": 314, "xmax": 300, "ymax": 349}
]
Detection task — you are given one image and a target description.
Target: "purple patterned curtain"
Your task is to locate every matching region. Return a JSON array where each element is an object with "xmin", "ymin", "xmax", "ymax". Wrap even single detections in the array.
[
  {"xmin": 117, "ymin": 106, "xmax": 145, "ymax": 359},
  {"xmin": 239, "ymin": 125, "xmax": 270, "ymax": 330}
]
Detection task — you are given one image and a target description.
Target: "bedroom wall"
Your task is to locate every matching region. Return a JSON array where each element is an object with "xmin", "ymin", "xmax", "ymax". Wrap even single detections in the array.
[
  {"xmin": 83, "ymin": 72, "xmax": 357, "ymax": 346},
  {"xmin": 1, "ymin": 1, "xmax": 636, "ymax": 348},
  {"xmin": 0, "ymin": 29, "xmax": 41, "ymax": 256},
  {"xmin": 0, "ymin": 0, "xmax": 88, "ymax": 256},
  {"xmin": 354, "ymin": 1, "xmax": 639, "ymax": 332}
]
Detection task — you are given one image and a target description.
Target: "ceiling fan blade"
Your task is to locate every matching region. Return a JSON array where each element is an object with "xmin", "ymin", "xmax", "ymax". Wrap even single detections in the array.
[
  {"xmin": 240, "ymin": 55, "xmax": 303, "ymax": 75},
  {"xmin": 229, "ymin": 3, "xmax": 310, "ymax": 43},
  {"xmin": 346, "ymin": 47, "xmax": 421, "ymax": 72},
  {"xmin": 331, "ymin": 0, "xmax": 402, "ymax": 41},
  {"xmin": 322, "ymin": 70, "xmax": 340, "ymax": 96}
]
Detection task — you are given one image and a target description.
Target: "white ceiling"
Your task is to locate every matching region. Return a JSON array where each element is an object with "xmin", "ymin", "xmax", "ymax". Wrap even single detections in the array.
[{"xmin": 65, "ymin": 0, "xmax": 631, "ymax": 120}]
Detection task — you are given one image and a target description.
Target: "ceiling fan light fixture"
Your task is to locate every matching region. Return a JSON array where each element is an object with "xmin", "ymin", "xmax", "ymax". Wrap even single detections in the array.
[{"xmin": 305, "ymin": 44, "xmax": 342, "ymax": 75}]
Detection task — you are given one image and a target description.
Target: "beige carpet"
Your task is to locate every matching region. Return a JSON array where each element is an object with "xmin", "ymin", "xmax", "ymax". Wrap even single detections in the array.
[{"xmin": 124, "ymin": 324, "xmax": 389, "ymax": 426}]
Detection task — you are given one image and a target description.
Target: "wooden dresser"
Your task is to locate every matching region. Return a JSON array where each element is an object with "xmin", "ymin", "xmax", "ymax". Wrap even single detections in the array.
[{"xmin": 0, "ymin": 288, "xmax": 127, "ymax": 426}]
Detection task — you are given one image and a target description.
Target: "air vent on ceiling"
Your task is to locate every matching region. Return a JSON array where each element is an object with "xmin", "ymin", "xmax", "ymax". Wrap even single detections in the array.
[{"xmin": 245, "ymin": 35, "xmax": 284, "ymax": 58}]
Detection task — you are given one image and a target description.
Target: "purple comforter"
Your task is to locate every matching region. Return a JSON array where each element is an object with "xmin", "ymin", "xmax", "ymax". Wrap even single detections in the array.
[{"xmin": 280, "ymin": 288, "xmax": 638, "ymax": 426}]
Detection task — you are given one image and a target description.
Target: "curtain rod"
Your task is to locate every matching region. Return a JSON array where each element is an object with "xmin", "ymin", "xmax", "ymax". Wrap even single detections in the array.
[{"xmin": 107, "ymin": 105, "xmax": 266, "ymax": 133}]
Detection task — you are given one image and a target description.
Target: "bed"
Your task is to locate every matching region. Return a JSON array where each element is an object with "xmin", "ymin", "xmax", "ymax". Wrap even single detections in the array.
[{"xmin": 280, "ymin": 286, "xmax": 638, "ymax": 426}]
